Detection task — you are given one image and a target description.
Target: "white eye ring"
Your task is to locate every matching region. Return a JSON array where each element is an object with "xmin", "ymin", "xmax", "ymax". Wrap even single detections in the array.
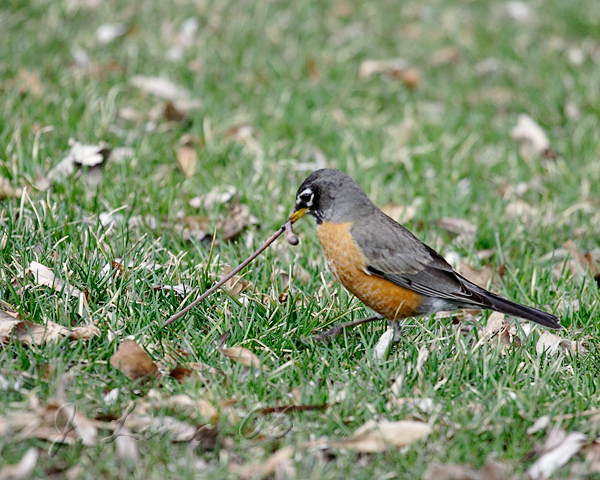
[{"xmin": 297, "ymin": 188, "xmax": 314, "ymax": 207}]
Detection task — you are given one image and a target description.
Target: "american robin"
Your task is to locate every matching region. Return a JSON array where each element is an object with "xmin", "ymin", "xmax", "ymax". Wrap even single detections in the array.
[{"xmin": 287, "ymin": 169, "xmax": 561, "ymax": 338}]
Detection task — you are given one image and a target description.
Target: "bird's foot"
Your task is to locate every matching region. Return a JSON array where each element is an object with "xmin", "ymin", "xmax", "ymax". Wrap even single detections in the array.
[
  {"xmin": 312, "ymin": 315, "xmax": 382, "ymax": 342},
  {"xmin": 387, "ymin": 320, "xmax": 404, "ymax": 343}
]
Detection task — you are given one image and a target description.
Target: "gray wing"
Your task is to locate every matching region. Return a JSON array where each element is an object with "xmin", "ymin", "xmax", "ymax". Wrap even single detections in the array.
[{"xmin": 350, "ymin": 214, "xmax": 486, "ymax": 305}]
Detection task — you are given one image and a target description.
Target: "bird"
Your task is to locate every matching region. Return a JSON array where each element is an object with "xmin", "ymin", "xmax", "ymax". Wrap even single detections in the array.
[{"xmin": 287, "ymin": 168, "xmax": 561, "ymax": 339}]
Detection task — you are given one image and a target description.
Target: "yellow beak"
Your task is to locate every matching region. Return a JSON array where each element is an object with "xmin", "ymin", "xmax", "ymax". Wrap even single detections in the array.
[{"xmin": 287, "ymin": 207, "xmax": 309, "ymax": 223}]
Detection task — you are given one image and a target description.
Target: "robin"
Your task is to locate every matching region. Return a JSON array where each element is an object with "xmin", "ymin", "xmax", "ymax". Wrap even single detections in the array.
[{"xmin": 287, "ymin": 169, "xmax": 561, "ymax": 339}]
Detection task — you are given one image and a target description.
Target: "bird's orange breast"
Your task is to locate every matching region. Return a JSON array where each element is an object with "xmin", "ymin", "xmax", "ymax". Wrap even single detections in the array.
[{"xmin": 316, "ymin": 222, "xmax": 423, "ymax": 320}]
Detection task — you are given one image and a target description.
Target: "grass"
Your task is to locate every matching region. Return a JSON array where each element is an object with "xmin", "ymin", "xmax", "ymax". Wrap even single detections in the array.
[{"xmin": 1, "ymin": 0, "xmax": 600, "ymax": 478}]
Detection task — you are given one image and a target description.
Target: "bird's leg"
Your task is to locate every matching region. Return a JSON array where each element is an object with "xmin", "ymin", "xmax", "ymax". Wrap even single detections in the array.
[
  {"xmin": 388, "ymin": 320, "xmax": 404, "ymax": 343},
  {"xmin": 313, "ymin": 314, "xmax": 383, "ymax": 341}
]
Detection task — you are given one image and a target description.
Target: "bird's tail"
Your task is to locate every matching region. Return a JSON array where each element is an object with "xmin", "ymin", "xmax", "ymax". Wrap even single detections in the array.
[{"xmin": 476, "ymin": 287, "xmax": 562, "ymax": 330}]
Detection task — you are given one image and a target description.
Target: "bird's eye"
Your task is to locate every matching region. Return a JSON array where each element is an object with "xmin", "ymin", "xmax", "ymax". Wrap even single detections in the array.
[{"xmin": 296, "ymin": 188, "xmax": 314, "ymax": 207}]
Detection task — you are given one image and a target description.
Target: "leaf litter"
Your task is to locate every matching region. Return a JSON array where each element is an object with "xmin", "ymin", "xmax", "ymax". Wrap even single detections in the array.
[
  {"xmin": 110, "ymin": 339, "xmax": 159, "ymax": 381},
  {"xmin": 528, "ymin": 426, "xmax": 587, "ymax": 479}
]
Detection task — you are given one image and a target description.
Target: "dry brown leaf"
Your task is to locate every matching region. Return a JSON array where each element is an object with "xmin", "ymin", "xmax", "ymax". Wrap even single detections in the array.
[
  {"xmin": 218, "ymin": 345, "xmax": 268, "ymax": 371},
  {"xmin": 467, "ymin": 88, "xmax": 514, "ymax": 106},
  {"xmin": 387, "ymin": 397, "xmax": 435, "ymax": 414},
  {"xmin": 423, "ymin": 457, "xmax": 512, "ymax": 480},
  {"xmin": 176, "ymin": 145, "xmax": 197, "ymax": 177},
  {"xmin": 330, "ymin": 420, "xmax": 430, "ymax": 452},
  {"xmin": 0, "ymin": 447, "xmax": 38, "ymax": 480},
  {"xmin": 18, "ymin": 67, "xmax": 43, "ymax": 98},
  {"xmin": 174, "ymin": 215, "xmax": 210, "ymax": 242},
  {"xmin": 51, "ymin": 402, "xmax": 98, "ymax": 447},
  {"xmin": 0, "ymin": 178, "xmax": 24, "ymax": 199},
  {"xmin": 47, "ymin": 141, "xmax": 110, "ymax": 183},
  {"xmin": 231, "ymin": 446, "xmax": 295, "ymax": 480},
  {"xmin": 189, "ymin": 186, "xmax": 236, "ymax": 209},
  {"xmin": 381, "ymin": 204, "xmax": 416, "ymax": 224},
  {"xmin": 528, "ymin": 429, "xmax": 587, "ymax": 479},
  {"xmin": 271, "ymin": 269, "xmax": 290, "ymax": 290},
  {"xmin": 222, "ymin": 265, "xmax": 251, "ymax": 296},
  {"xmin": 129, "ymin": 76, "xmax": 189, "ymax": 100},
  {"xmin": 359, "ymin": 59, "xmax": 420, "ymax": 88},
  {"xmin": 219, "ymin": 204, "xmax": 248, "ymax": 242},
  {"xmin": 0, "ymin": 303, "xmax": 96, "ymax": 346},
  {"xmin": 162, "ymin": 395, "xmax": 218, "ymax": 421},
  {"xmin": 483, "ymin": 312, "xmax": 517, "ymax": 355},
  {"xmin": 12, "ymin": 319, "xmax": 70, "ymax": 346},
  {"xmin": 457, "ymin": 262, "xmax": 495, "ymax": 289},
  {"xmin": 0, "ymin": 310, "xmax": 21, "ymax": 343},
  {"xmin": 527, "ymin": 415, "xmax": 551, "ymax": 435},
  {"xmin": 169, "ymin": 361, "xmax": 222, "ymax": 384},
  {"xmin": 123, "ymin": 414, "xmax": 198, "ymax": 442},
  {"xmin": 69, "ymin": 324, "xmax": 100, "ymax": 340},
  {"xmin": 435, "ymin": 218, "xmax": 476, "ymax": 238},
  {"xmin": 536, "ymin": 331, "xmax": 588, "ymax": 356},
  {"xmin": 96, "ymin": 23, "xmax": 127, "ymax": 45},
  {"xmin": 511, "ymin": 114, "xmax": 551, "ymax": 157},
  {"xmin": 429, "ymin": 46, "xmax": 462, "ymax": 66},
  {"xmin": 115, "ymin": 428, "xmax": 140, "ymax": 465},
  {"xmin": 110, "ymin": 339, "xmax": 159, "ymax": 381},
  {"xmin": 307, "ymin": 56, "xmax": 321, "ymax": 84},
  {"xmin": 27, "ymin": 261, "xmax": 84, "ymax": 298}
]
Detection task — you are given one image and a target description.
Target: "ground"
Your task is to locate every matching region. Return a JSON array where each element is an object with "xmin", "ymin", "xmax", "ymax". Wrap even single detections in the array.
[{"xmin": 1, "ymin": 0, "xmax": 600, "ymax": 478}]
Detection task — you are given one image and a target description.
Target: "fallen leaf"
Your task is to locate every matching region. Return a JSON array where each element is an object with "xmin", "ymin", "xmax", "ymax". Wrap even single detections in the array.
[
  {"xmin": 69, "ymin": 324, "xmax": 101, "ymax": 340},
  {"xmin": 160, "ymin": 284, "xmax": 193, "ymax": 296},
  {"xmin": 176, "ymin": 145, "xmax": 197, "ymax": 177},
  {"xmin": 130, "ymin": 76, "xmax": 190, "ymax": 100},
  {"xmin": 536, "ymin": 331, "xmax": 587, "ymax": 356},
  {"xmin": 0, "ymin": 303, "xmax": 95, "ymax": 346},
  {"xmin": 52, "ymin": 402, "xmax": 97, "ymax": 447},
  {"xmin": 483, "ymin": 312, "xmax": 518, "ymax": 354},
  {"xmin": 162, "ymin": 395, "xmax": 217, "ymax": 421},
  {"xmin": 0, "ymin": 447, "xmax": 38, "ymax": 480},
  {"xmin": 306, "ymin": 56, "xmax": 321, "ymax": 84},
  {"xmin": 505, "ymin": 1, "xmax": 532, "ymax": 21},
  {"xmin": 231, "ymin": 446, "xmax": 295, "ymax": 480},
  {"xmin": 96, "ymin": 23, "xmax": 127, "ymax": 45},
  {"xmin": 528, "ymin": 415, "xmax": 551, "ymax": 435},
  {"xmin": 47, "ymin": 141, "xmax": 111, "ymax": 183},
  {"xmin": 373, "ymin": 329, "xmax": 394, "ymax": 362},
  {"xmin": 12, "ymin": 319, "xmax": 71, "ymax": 346},
  {"xmin": 528, "ymin": 429, "xmax": 587, "ymax": 479},
  {"xmin": 18, "ymin": 67, "xmax": 43, "ymax": 98},
  {"xmin": 475, "ymin": 58, "xmax": 504, "ymax": 76},
  {"xmin": 511, "ymin": 114, "xmax": 551, "ymax": 157},
  {"xmin": 381, "ymin": 204, "xmax": 416, "ymax": 224},
  {"xmin": 219, "ymin": 203, "xmax": 249, "ymax": 242},
  {"xmin": 164, "ymin": 102, "xmax": 187, "ymax": 122},
  {"xmin": 174, "ymin": 215, "xmax": 210, "ymax": 242},
  {"xmin": 189, "ymin": 186, "xmax": 236, "ymax": 209},
  {"xmin": 110, "ymin": 339, "xmax": 159, "ymax": 381},
  {"xmin": 115, "ymin": 427, "xmax": 140, "ymax": 465},
  {"xmin": 222, "ymin": 265, "xmax": 252, "ymax": 297},
  {"xmin": 218, "ymin": 345, "xmax": 268, "ymax": 371},
  {"xmin": 387, "ymin": 397, "xmax": 435, "ymax": 414},
  {"xmin": 429, "ymin": 46, "xmax": 461, "ymax": 66},
  {"xmin": 359, "ymin": 59, "xmax": 420, "ymax": 88},
  {"xmin": 467, "ymin": 88, "xmax": 514, "ymax": 106},
  {"xmin": 0, "ymin": 178, "xmax": 25, "ymax": 199},
  {"xmin": 423, "ymin": 457, "xmax": 512, "ymax": 480},
  {"xmin": 435, "ymin": 218, "xmax": 476, "ymax": 238},
  {"xmin": 330, "ymin": 420, "xmax": 430, "ymax": 452},
  {"xmin": 457, "ymin": 262, "xmax": 497, "ymax": 289},
  {"xmin": 27, "ymin": 261, "xmax": 80, "ymax": 297},
  {"xmin": 123, "ymin": 414, "xmax": 199, "ymax": 442}
]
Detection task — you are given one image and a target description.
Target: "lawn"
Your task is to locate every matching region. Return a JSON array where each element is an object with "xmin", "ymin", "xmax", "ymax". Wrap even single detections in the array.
[{"xmin": 1, "ymin": 0, "xmax": 600, "ymax": 478}]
